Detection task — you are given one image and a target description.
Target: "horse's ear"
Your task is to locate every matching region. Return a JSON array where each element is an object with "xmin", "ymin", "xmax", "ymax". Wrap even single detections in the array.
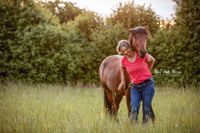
[{"xmin": 128, "ymin": 28, "xmax": 133, "ymax": 33}]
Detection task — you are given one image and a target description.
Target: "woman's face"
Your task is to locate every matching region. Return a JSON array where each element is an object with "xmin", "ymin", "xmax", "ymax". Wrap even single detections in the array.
[
  {"xmin": 120, "ymin": 46, "xmax": 132, "ymax": 57},
  {"xmin": 132, "ymin": 34, "xmax": 148, "ymax": 52}
]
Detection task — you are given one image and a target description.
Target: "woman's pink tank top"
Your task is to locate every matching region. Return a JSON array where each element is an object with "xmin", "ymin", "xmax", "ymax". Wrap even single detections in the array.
[{"xmin": 121, "ymin": 52, "xmax": 152, "ymax": 84}]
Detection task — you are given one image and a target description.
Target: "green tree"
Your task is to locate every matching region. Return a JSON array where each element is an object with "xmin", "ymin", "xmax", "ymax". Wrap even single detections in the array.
[
  {"xmin": 108, "ymin": 1, "xmax": 160, "ymax": 34},
  {"xmin": 148, "ymin": 0, "xmax": 200, "ymax": 86},
  {"xmin": 0, "ymin": 0, "xmax": 18, "ymax": 80},
  {"xmin": 64, "ymin": 11, "xmax": 103, "ymax": 41},
  {"xmin": 173, "ymin": 0, "xmax": 200, "ymax": 86},
  {"xmin": 61, "ymin": 11, "xmax": 103, "ymax": 84},
  {"xmin": 43, "ymin": 0, "xmax": 82, "ymax": 24},
  {"xmin": 0, "ymin": 0, "xmax": 65, "ymax": 82},
  {"xmin": 148, "ymin": 28, "xmax": 184, "ymax": 85}
]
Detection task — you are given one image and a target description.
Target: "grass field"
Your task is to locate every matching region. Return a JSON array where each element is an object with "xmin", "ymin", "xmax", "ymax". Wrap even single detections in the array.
[{"xmin": 0, "ymin": 83, "xmax": 200, "ymax": 133}]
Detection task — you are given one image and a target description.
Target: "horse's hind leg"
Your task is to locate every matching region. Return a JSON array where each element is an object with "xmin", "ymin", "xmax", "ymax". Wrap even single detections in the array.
[
  {"xmin": 103, "ymin": 89, "xmax": 112, "ymax": 114},
  {"xmin": 102, "ymin": 84, "xmax": 113, "ymax": 115},
  {"xmin": 112, "ymin": 94, "xmax": 123, "ymax": 121},
  {"xmin": 102, "ymin": 85, "xmax": 123, "ymax": 121},
  {"xmin": 113, "ymin": 94, "xmax": 123, "ymax": 114},
  {"xmin": 104, "ymin": 89, "xmax": 119, "ymax": 117},
  {"xmin": 105, "ymin": 92, "xmax": 123, "ymax": 121}
]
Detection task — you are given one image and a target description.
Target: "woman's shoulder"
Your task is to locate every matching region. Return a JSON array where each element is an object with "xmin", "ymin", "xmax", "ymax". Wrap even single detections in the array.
[
  {"xmin": 121, "ymin": 56, "xmax": 127, "ymax": 64},
  {"xmin": 121, "ymin": 56, "xmax": 126, "ymax": 61}
]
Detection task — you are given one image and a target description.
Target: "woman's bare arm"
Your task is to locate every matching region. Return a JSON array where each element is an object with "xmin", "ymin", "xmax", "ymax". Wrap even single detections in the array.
[
  {"xmin": 146, "ymin": 54, "xmax": 155, "ymax": 71},
  {"xmin": 118, "ymin": 62, "xmax": 126, "ymax": 90}
]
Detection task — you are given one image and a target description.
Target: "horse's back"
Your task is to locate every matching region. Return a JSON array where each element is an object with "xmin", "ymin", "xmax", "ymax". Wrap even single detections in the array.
[{"xmin": 99, "ymin": 55, "xmax": 123, "ymax": 93}]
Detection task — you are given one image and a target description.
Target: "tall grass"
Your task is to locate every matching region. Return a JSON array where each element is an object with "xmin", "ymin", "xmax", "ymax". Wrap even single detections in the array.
[{"xmin": 0, "ymin": 83, "xmax": 199, "ymax": 133}]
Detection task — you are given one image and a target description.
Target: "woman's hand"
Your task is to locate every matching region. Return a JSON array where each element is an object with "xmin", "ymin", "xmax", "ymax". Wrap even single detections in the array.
[{"xmin": 118, "ymin": 81, "xmax": 126, "ymax": 90}]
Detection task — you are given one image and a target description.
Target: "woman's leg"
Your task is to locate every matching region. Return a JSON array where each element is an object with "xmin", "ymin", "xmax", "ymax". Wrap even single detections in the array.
[
  {"xmin": 130, "ymin": 86, "xmax": 142, "ymax": 123},
  {"xmin": 141, "ymin": 79, "xmax": 155, "ymax": 124}
]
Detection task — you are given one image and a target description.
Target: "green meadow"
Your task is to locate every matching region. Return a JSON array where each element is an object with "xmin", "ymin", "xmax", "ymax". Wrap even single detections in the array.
[{"xmin": 0, "ymin": 83, "xmax": 199, "ymax": 133}]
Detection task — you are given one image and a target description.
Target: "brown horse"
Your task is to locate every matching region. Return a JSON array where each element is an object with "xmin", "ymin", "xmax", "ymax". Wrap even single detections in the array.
[{"xmin": 99, "ymin": 55, "xmax": 131, "ymax": 118}]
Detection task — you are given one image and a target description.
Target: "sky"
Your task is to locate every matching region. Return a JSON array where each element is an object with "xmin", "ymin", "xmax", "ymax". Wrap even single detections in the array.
[{"xmin": 64, "ymin": 0, "xmax": 176, "ymax": 19}]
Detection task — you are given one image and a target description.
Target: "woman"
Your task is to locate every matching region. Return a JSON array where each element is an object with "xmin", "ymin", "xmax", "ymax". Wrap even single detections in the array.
[{"xmin": 117, "ymin": 26, "xmax": 155, "ymax": 124}]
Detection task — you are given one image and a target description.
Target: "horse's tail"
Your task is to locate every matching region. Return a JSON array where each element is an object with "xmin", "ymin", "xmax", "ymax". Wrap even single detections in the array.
[
  {"xmin": 99, "ymin": 56, "xmax": 113, "ymax": 114},
  {"xmin": 99, "ymin": 60, "xmax": 106, "ymax": 82}
]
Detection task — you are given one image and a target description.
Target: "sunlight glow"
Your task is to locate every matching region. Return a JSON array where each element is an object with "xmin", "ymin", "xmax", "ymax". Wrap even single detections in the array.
[{"xmin": 41, "ymin": 0, "xmax": 176, "ymax": 19}]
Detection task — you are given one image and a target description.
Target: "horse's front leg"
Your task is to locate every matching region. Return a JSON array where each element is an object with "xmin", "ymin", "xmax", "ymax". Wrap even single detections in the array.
[
  {"xmin": 111, "ymin": 93, "xmax": 123, "ymax": 121},
  {"xmin": 125, "ymin": 88, "xmax": 131, "ymax": 118}
]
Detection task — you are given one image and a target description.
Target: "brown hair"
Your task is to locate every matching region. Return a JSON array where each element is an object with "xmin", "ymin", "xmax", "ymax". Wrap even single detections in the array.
[
  {"xmin": 116, "ymin": 40, "xmax": 131, "ymax": 54},
  {"xmin": 128, "ymin": 26, "xmax": 149, "ymax": 49}
]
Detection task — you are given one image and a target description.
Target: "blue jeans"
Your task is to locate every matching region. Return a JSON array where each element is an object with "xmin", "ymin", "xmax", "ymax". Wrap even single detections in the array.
[{"xmin": 131, "ymin": 78, "xmax": 155, "ymax": 123}]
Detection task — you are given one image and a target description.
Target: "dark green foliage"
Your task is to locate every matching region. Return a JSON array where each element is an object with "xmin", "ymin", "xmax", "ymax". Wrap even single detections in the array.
[
  {"xmin": 148, "ymin": 28, "xmax": 184, "ymax": 85},
  {"xmin": 1, "ymin": 0, "xmax": 64, "ymax": 82},
  {"xmin": 0, "ymin": 1, "xmax": 18, "ymax": 80},
  {"xmin": 173, "ymin": 0, "xmax": 200, "ymax": 86},
  {"xmin": 0, "ymin": 0, "xmax": 104, "ymax": 84},
  {"xmin": 12, "ymin": 25, "xmax": 68, "ymax": 82}
]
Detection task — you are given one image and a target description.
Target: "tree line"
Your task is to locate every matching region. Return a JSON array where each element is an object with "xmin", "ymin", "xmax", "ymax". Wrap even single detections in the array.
[{"xmin": 0, "ymin": 0, "xmax": 199, "ymax": 87}]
